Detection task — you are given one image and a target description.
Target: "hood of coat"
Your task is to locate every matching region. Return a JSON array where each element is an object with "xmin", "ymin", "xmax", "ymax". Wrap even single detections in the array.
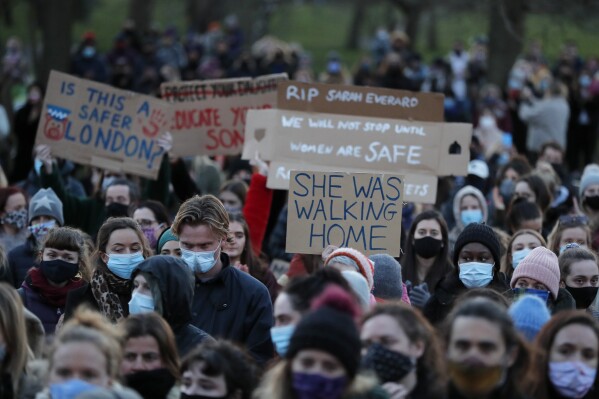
[{"xmin": 452, "ymin": 185, "xmax": 489, "ymax": 229}]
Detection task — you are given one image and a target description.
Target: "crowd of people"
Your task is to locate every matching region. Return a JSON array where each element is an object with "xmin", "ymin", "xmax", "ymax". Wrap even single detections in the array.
[{"xmin": 0, "ymin": 15, "xmax": 598, "ymax": 399}]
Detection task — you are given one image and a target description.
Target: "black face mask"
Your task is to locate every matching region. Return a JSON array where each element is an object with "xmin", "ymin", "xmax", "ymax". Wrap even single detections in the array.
[
  {"xmin": 40, "ymin": 259, "xmax": 79, "ymax": 283},
  {"xmin": 105, "ymin": 202, "xmax": 129, "ymax": 218},
  {"xmin": 414, "ymin": 236, "xmax": 443, "ymax": 259},
  {"xmin": 584, "ymin": 195, "xmax": 599, "ymax": 211},
  {"xmin": 125, "ymin": 368, "xmax": 176, "ymax": 399},
  {"xmin": 361, "ymin": 343, "xmax": 415, "ymax": 383},
  {"xmin": 566, "ymin": 286, "xmax": 599, "ymax": 309}
]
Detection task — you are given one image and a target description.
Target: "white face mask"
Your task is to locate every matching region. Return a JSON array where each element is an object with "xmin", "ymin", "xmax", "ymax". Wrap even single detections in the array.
[
  {"xmin": 549, "ymin": 361, "xmax": 596, "ymax": 399},
  {"xmin": 181, "ymin": 242, "xmax": 221, "ymax": 274},
  {"xmin": 458, "ymin": 262, "xmax": 494, "ymax": 288},
  {"xmin": 479, "ymin": 115, "xmax": 496, "ymax": 129}
]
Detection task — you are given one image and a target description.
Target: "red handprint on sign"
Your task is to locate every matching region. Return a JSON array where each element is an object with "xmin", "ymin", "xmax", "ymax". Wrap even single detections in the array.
[{"xmin": 138, "ymin": 109, "xmax": 168, "ymax": 138}]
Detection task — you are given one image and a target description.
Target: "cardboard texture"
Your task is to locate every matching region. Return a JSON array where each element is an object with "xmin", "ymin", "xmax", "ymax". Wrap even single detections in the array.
[
  {"xmin": 161, "ymin": 73, "xmax": 287, "ymax": 156},
  {"xmin": 244, "ymin": 109, "xmax": 471, "ymax": 176},
  {"xmin": 277, "ymin": 81, "xmax": 444, "ymax": 121},
  {"xmin": 35, "ymin": 70, "xmax": 171, "ymax": 179},
  {"xmin": 268, "ymin": 161, "xmax": 437, "ymax": 204},
  {"xmin": 286, "ymin": 171, "xmax": 404, "ymax": 256}
]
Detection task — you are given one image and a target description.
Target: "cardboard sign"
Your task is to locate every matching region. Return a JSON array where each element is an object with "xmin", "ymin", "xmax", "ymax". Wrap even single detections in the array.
[
  {"xmin": 268, "ymin": 161, "xmax": 438, "ymax": 204},
  {"xmin": 287, "ymin": 171, "xmax": 404, "ymax": 256},
  {"xmin": 35, "ymin": 71, "xmax": 172, "ymax": 179},
  {"xmin": 277, "ymin": 81, "xmax": 444, "ymax": 121},
  {"xmin": 243, "ymin": 109, "xmax": 471, "ymax": 176},
  {"xmin": 161, "ymin": 74, "xmax": 287, "ymax": 156}
]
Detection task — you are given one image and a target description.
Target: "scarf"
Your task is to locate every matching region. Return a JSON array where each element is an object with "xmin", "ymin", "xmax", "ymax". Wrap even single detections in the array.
[
  {"xmin": 27, "ymin": 267, "xmax": 85, "ymax": 308},
  {"xmin": 90, "ymin": 264, "xmax": 132, "ymax": 324}
]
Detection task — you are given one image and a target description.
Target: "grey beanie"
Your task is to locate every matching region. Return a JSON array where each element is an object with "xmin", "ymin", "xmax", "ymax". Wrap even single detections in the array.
[
  {"xmin": 579, "ymin": 164, "xmax": 599, "ymax": 197},
  {"xmin": 28, "ymin": 188, "xmax": 64, "ymax": 226},
  {"xmin": 369, "ymin": 254, "xmax": 403, "ymax": 300}
]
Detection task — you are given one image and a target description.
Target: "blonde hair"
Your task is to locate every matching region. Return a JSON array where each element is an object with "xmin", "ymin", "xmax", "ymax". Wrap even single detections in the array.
[
  {"xmin": 50, "ymin": 308, "xmax": 123, "ymax": 380},
  {"xmin": 501, "ymin": 229, "xmax": 547, "ymax": 279},
  {"xmin": 0, "ymin": 283, "xmax": 30, "ymax": 392},
  {"xmin": 172, "ymin": 194, "xmax": 230, "ymax": 241},
  {"xmin": 547, "ymin": 222, "xmax": 591, "ymax": 255}
]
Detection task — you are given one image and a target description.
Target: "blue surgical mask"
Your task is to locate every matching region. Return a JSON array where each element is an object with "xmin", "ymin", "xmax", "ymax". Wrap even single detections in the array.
[
  {"xmin": 181, "ymin": 243, "xmax": 221, "ymax": 274},
  {"xmin": 459, "ymin": 262, "xmax": 494, "ymax": 288},
  {"xmin": 461, "ymin": 209, "xmax": 483, "ymax": 226},
  {"xmin": 106, "ymin": 252, "xmax": 144, "ymax": 280},
  {"xmin": 511, "ymin": 248, "xmax": 531, "ymax": 269},
  {"xmin": 102, "ymin": 176, "xmax": 116, "ymax": 191},
  {"xmin": 50, "ymin": 379, "xmax": 98, "ymax": 399},
  {"xmin": 270, "ymin": 324, "xmax": 295, "ymax": 356},
  {"xmin": 28, "ymin": 219, "xmax": 56, "ymax": 241},
  {"xmin": 128, "ymin": 291, "xmax": 155, "ymax": 314}
]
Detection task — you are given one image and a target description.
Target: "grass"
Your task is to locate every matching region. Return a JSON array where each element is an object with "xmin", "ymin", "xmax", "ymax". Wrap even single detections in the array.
[{"xmin": 1, "ymin": 1, "xmax": 598, "ymax": 76}]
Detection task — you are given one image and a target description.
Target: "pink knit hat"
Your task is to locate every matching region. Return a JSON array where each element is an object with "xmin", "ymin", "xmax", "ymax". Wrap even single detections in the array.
[
  {"xmin": 325, "ymin": 248, "xmax": 374, "ymax": 290},
  {"xmin": 510, "ymin": 247, "xmax": 560, "ymax": 300}
]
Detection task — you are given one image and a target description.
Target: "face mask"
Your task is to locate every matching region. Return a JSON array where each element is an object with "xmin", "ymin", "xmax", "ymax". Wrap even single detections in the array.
[
  {"xmin": 102, "ymin": 176, "xmax": 116, "ymax": 191},
  {"xmin": 49, "ymin": 379, "xmax": 98, "ymax": 399},
  {"xmin": 142, "ymin": 226, "xmax": 158, "ymax": 248},
  {"xmin": 461, "ymin": 209, "xmax": 483, "ymax": 226},
  {"xmin": 549, "ymin": 361, "xmax": 596, "ymax": 399},
  {"xmin": 270, "ymin": 324, "xmax": 295, "ymax": 357},
  {"xmin": 40, "ymin": 259, "xmax": 79, "ymax": 283},
  {"xmin": 105, "ymin": 202, "xmax": 129, "ymax": 218},
  {"xmin": 361, "ymin": 343, "xmax": 415, "ymax": 383},
  {"xmin": 447, "ymin": 361, "xmax": 505, "ymax": 397},
  {"xmin": 1, "ymin": 208, "xmax": 28, "ymax": 229},
  {"xmin": 479, "ymin": 116, "xmax": 496, "ymax": 129},
  {"xmin": 512, "ymin": 287, "xmax": 550, "ymax": 303},
  {"xmin": 28, "ymin": 220, "xmax": 57, "ymax": 242},
  {"xmin": 459, "ymin": 262, "xmax": 494, "ymax": 288},
  {"xmin": 584, "ymin": 195, "xmax": 599, "ymax": 211},
  {"xmin": 106, "ymin": 252, "xmax": 144, "ymax": 280},
  {"xmin": 82, "ymin": 46, "xmax": 96, "ymax": 58},
  {"xmin": 128, "ymin": 291, "xmax": 155, "ymax": 314},
  {"xmin": 224, "ymin": 204, "xmax": 242, "ymax": 213},
  {"xmin": 125, "ymin": 368, "xmax": 176, "ymax": 399},
  {"xmin": 511, "ymin": 248, "xmax": 531, "ymax": 269},
  {"xmin": 292, "ymin": 372, "xmax": 347, "ymax": 399},
  {"xmin": 566, "ymin": 286, "xmax": 599, "ymax": 309},
  {"xmin": 413, "ymin": 236, "xmax": 443, "ymax": 259},
  {"xmin": 181, "ymin": 243, "xmax": 221, "ymax": 274},
  {"xmin": 499, "ymin": 179, "xmax": 515, "ymax": 203}
]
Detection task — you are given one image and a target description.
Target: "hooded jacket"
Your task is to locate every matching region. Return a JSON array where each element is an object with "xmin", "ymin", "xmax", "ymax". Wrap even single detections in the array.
[
  {"xmin": 135, "ymin": 256, "xmax": 213, "ymax": 355},
  {"xmin": 448, "ymin": 185, "xmax": 489, "ymax": 254}
]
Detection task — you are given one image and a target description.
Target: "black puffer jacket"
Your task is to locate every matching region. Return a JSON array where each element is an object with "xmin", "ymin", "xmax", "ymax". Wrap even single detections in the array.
[{"xmin": 135, "ymin": 256, "xmax": 213, "ymax": 355}]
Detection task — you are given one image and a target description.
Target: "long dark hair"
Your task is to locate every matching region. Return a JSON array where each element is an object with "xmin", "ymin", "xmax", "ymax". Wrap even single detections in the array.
[
  {"xmin": 228, "ymin": 212, "xmax": 267, "ymax": 280},
  {"xmin": 401, "ymin": 210, "xmax": 453, "ymax": 289}
]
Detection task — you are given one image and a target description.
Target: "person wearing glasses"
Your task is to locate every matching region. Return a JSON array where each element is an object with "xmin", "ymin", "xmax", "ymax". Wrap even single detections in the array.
[
  {"xmin": 547, "ymin": 214, "xmax": 591, "ymax": 256},
  {"xmin": 131, "ymin": 200, "xmax": 170, "ymax": 253}
]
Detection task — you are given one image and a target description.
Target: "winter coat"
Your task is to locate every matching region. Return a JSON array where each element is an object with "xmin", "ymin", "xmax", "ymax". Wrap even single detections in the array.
[
  {"xmin": 268, "ymin": 204, "xmax": 294, "ymax": 262},
  {"xmin": 550, "ymin": 288, "xmax": 576, "ymax": 314},
  {"xmin": 18, "ymin": 282, "xmax": 63, "ymax": 335},
  {"xmin": 423, "ymin": 271, "xmax": 510, "ymax": 326},
  {"xmin": 520, "ymin": 96, "xmax": 570, "ymax": 152},
  {"xmin": 448, "ymin": 185, "xmax": 489, "ymax": 255},
  {"xmin": 8, "ymin": 238, "xmax": 37, "ymax": 289},
  {"xmin": 17, "ymin": 162, "xmax": 86, "ymax": 199},
  {"xmin": 191, "ymin": 253, "xmax": 274, "ymax": 365},
  {"xmin": 135, "ymin": 256, "xmax": 213, "ymax": 355},
  {"xmin": 243, "ymin": 173, "xmax": 273, "ymax": 255}
]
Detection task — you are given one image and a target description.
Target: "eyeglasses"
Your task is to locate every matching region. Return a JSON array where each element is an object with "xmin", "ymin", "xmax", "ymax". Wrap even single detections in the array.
[{"xmin": 558, "ymin": 214, "xmax": 588, "ymax": 227}]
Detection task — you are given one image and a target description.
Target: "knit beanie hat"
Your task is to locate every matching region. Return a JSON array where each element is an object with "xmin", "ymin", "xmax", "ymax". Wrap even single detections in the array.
[
  {"xmin": 28, "ymin": 188, "xmax": 64, "ymax": 226},
  {"xmin": 508, "ymin": 295, "xmax": 551, "ymax": 342},
  {"xmin": 341, "ymin": 270, "xmax": 371, "ymax": 311},
  {"xmin": 453, "ymin": 223, "xmax": 501, "ymax": 266},
  {"xmin": 579, "ymin": 164, "xmax": 599, "ymax": 197},
  {"xmin": 286, "ymin": 285, "xmax": 361, "ymax": 378},
  {"xmin": 369, "ymin": 254, "xmax": 403, "ymax": 300},
  {"xmin": 325, "ymin": 248, "xmax": 374, "ymax": 290},
  {"xmin": 157, "ymin": 228, "xmax": 178, "ymax": 253},
  {"xmin": 510, "ymin": 247, "xmax": 560, "ymax": 300}
]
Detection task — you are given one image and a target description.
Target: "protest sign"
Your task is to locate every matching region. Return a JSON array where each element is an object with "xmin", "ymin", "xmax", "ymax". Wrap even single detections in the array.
[
  {"xmin": 35, "ymin": 71, "xmax": 172, "ymax": 179},
  {"xmin": 268, "ymin": 161, "xmax": 437, "ymax": 204},
  {"xmin": 277, "ymin": 81, "xmax": 444, "ymax": 121},
  {"xmin": 287, "ymin": 171, "xmax": 404, "ymax": 256},
  {"xmin": 243, "ymin": 108, "xmax": 471, "ymax": 176},
  {"xmin": 161, "ymin": 73, "xmax": 287, "ymax": 156}
]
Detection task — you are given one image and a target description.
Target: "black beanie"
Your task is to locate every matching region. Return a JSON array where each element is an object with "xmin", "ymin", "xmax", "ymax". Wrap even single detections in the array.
[
  {"xmin": 453, "ymin": 223, "xmax": 501, "ymax": 266},
  {"xmin": 285, "ymin": 289, "xmax": 361, "ymax": 378}
]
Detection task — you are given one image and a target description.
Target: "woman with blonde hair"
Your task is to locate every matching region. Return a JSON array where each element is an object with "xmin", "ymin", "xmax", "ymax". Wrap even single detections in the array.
[
  {"xmin": 502, "ymin": 229, "xmax": 546, "ymax": 280},
  {"xmin": 547, "ymin": 215, "xmax": 591, "ymax": 255}
]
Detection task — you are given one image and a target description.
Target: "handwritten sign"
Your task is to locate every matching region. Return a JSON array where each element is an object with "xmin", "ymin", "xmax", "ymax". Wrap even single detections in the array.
[
  {"xmin": 278, "ymin": 81, "xmax": 444, "ymax": 121},
  {"xmin": 161, "ymin": 74, "xmax": 287, "ymax": 156},
  {"xmin": 243, "ymin": 109, "xmax": 471, "ymax": 176},
  {"xmin": 35, "ymin": 71, "xmax": 171, "ymax": 179},
  {"xmin": 287, "ymin": 171, "xmax": 404, "ymax": 256},
  {"xmin": 268, "ymin": 161, "xmax": 437, "ymax": 203}
]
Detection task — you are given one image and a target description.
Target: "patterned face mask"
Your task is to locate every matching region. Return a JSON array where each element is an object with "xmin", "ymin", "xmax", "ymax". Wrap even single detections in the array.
[{"xmin": 1, "ymin": 208, "xmax": 28, "ymax": 229}]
